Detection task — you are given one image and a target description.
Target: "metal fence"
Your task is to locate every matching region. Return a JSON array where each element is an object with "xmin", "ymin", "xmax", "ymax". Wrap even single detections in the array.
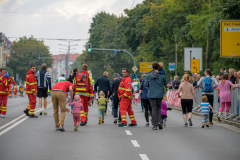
[{"xmin": 167, "ymin": 88, "xmax": 239, "ymax": 115}]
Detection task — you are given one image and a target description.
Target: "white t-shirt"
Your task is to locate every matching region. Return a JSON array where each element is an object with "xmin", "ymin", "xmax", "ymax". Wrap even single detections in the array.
[{"xmin": 132, "ymin": 82, "xmax": 139, "ymax": 92}]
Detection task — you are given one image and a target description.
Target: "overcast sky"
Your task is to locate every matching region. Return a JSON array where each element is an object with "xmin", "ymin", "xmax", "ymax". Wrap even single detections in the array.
[{"xmin": 0, "ymin": 0, "xmax": 144, "ymax": 55}]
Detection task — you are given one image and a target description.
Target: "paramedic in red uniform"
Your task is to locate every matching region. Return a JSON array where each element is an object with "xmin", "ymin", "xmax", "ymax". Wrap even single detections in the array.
[
  {"xmin": 74, "ymin": 64, "xmax": 93, "ymax": 126},
  {"xmin": 23, "ymin": 65, "xmax": 38, "ymax": 118},
  {"xmin": 118, "ymin": 68, "xmax": 137, "ymax": 127}
]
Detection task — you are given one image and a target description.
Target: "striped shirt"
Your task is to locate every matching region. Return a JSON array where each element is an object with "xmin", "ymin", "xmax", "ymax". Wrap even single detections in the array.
[
  {"xmin": 199, "ymin": 102, "xmax": 211, "ymax": 115},
  {"xmin": 35, "ymin": 69, "xmax": 51, "ymax": 89}
]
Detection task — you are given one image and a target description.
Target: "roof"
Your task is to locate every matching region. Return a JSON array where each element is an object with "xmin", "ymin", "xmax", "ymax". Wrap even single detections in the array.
[{"xmin": 52, "ymin": 53, "xmax": 80, "ymax": 62}]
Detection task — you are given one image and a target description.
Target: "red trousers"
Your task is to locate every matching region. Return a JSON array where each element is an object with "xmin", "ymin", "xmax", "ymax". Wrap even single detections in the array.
[
  {"xmin": 0, "ymin": 95, "xmax": 8, "ymax": 115},
  {"xmin": 14, "ymin": 91, "xmax": 17, "ymax": 97},
  {"xmin": 26, "ymin": 94, "xmax": 37, "ymax": 115},
  {"xmin": 80, "ymin": 95, "xmax": 89, "ymax": 122},
  {"xmin": 119, "ymin": 97, "xmax": 136, "ymax": 124}
]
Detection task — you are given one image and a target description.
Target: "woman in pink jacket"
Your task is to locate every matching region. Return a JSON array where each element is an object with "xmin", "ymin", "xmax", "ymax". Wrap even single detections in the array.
[
  {"xmin": 217, "ymin": 73, "xmax": 235, "ymax": 122},
  {"xmin": 69, "ymin": 95, "xmax": 83, "ymax": 131}
]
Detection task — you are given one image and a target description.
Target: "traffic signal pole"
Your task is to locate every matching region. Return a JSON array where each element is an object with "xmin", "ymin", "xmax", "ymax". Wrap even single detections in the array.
[{"xmin": 90, "ymin": 48, "xmax": 137, "ymax": 73}]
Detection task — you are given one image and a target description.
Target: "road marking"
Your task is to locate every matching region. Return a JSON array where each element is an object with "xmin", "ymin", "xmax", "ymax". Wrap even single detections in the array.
[
  {"xmin": 125, "ymin": 130, "xmax": 132, "ymax": 135},
  {"xmin": 139, "ymin": 154, "xmax": 149, "ymax": 160},
  {"xmin": 0, "ymin": 103, "xmax": 52, "ymax": 137},
  {"xmin": 131, "ymin": 140, "xmax": 140, "ymax": 147}
]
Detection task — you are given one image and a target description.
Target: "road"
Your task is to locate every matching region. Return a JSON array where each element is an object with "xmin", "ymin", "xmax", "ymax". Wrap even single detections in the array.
[{"xmin": 0, "ymin": 96, "xmax": 240, "ymax": 160}]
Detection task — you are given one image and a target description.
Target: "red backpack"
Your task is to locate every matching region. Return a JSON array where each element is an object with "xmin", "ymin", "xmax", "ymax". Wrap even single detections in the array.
[{"xmin": 74, "ymin": 72, "xmax": 90, "ymax": 92}]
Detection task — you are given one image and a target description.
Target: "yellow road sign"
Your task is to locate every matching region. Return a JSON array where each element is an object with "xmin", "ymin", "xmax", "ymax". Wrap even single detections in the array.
[
  {"xmin": 220, "ymin": 20, "xmax": 240, "ymax": 57},
  {"xmin": 140, "ymin": 62, "xmax": 153, "ymax": 73},
  {"xmin": 191, "ymin": 59, "xmax": 200, "ymax": 73}
]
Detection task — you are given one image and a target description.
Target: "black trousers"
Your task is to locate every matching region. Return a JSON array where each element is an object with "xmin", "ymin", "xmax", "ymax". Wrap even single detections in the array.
[
  {"xmin": 142, "ymin": 99, "xmax": 152, "ymax": 123},
  {"xmin": 113, "ymin": 96, "xmax": 121, "ymax": 121},
  {"xmin": 149, "ymin": 98, "xmax": 163, "ymax": 127},
  {"xmin": 203, "ymin": 94, "xmax": 214, "ymax": 122}
]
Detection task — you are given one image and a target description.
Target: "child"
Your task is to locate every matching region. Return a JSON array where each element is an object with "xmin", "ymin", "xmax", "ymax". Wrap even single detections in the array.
[
  {"xmin": 161, "ymin": 96, "xmax": 168, "ymax": 127},
  {"xmin": 158, "ymin": 62, "xmax": 166, "ymax": 77},
  {"xmin": 134, "ymin": 90, "xmax": 139, "ymax": 106},
  {"xmin": 199, "ymin": 95, "xmax": 213, "ymax": 128},
  {"xmin": 97, "ymin": 91, "xmax": 109, "ymax": 124},
  {"xmin": 69, "ymin": 95, "xmax": 83, "ymax": 131},
  {"xmin": 20, "ymin": 84, "xmax": 24, "ymax": 97},
  {"xmin": 13, "ymin": 84, "xmax": 18, "ymax": 98}
]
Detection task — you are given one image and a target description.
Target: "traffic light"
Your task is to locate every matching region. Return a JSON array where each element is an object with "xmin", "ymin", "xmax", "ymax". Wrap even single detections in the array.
[{"xmin": 87, "ymin": 43, "xmax": 92, "ymax": 52}]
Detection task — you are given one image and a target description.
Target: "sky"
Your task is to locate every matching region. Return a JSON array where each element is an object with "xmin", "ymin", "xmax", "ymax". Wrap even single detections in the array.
[{"xmin": 0, "ymin": 0, "xmax": 144, "ymax": 55}]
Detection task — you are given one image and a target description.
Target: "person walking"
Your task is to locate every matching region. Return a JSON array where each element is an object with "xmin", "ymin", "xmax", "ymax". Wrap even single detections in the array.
[
  {"xmin": 97, "ymin": 91, "xmax": 109, "ymax": 124},
  {"xmin": 69, "ymin": 68, "xmax": 79, "ymax": 84},
  {"xmin": 74, "ymin": 64, "xmax": 93, "ymax": 126},
  {"xmin": 177, "ymin": 74, "xmax": 199, "ymax": 127},
  {"xmin": 199, "ymin": 95, "xmax": 213, "ymax": 128},
  {"xmin": 0, "ymin": 68, "xmax": 12, "ymax": 117},
  {"xmin": 217, "ymin": 73, "xmax": 236, "ymax": 121},
  {"xmin": 20, "ymin": 84, "xmax": 24, "ymax": 97},
  {"xmin": 138, "ymin": 74, "xmax": 152, "ymax": 126},
  {"xmin": 94, "ymin": 71, "xmax": 111, "ymax": 114},
  {"xmin": 132, "ymin": 79, "xmax": 139, "ymax": 106},
  {"xmin": 196, "ymin": 69, "xmax": 218, "ymax": 125},
  {"xmin": 144, "ymin": 62, "xmax": 167, "ymax": 130},
  {"xmin": 13, "ymin": 84, "xmax": 18, "ymax": 98},
  {"xmin": 23, "ymin": 65, "xmax": 38, "ymax": 118},
  {"xmin": 69, "ymin": 95, "xmax": 83, "ymax": 131},
  {"xmin": 118, "ymin": 68, "xmax": 137, "ymax": 127},
  {"xmin": 108, "ymin": 73, "xmax": 122, "ymax": 124},
  {"xmin": 51, "ymin": 81, "xmax": 74, "ymax": 131},
  {"xmin": 35, "ymin": 63, "xmax": 52, "ymax": 116}
]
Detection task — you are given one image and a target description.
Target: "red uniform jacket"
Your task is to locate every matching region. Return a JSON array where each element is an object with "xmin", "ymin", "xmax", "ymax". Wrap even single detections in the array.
[
  {"xmin": 26, "ymin": 70, "xmax": 37, "ymax": 94},
  {"xmin": 118, "ymin": 75, "xmax": 133, "ymax": 99},
  {"xmin": 0, "ymin": 75, "xmax": 9, "ymax": 95}
]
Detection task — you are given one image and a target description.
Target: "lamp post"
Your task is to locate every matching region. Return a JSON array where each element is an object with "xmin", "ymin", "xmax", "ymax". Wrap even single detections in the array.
[{"xmin": 0, "ymin": 33, "xmax": 3, "ymax": 68}]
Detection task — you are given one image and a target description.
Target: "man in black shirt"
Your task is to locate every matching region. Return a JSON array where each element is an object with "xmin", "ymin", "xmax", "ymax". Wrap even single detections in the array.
[
  {"xmin": 108, "ymin": 73, "xmax": 121, "ymax": 123},
  {"xmin": 172, "ymin": 75, "xmax": 181, "ymax": 90},
  {"xmin": 229, "ymin": 68, "xmax": 237, "ymax": 84}
]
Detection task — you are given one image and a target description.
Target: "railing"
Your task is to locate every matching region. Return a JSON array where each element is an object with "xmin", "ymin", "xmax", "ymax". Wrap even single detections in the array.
[{"xmin": 167, "ymin": 88, "xmax": 239, "ymax": 115}]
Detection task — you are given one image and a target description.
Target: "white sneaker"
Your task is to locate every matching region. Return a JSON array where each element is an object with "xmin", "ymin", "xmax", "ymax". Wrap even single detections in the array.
[{"xmin": 2, "ymin": 115, "xmax": 5, "ymax": 118}]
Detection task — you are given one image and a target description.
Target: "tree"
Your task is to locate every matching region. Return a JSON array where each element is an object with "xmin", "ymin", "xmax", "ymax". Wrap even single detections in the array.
[{"xmin": 7, "ymin": 36, "xmax": 52, "ymax": 81}]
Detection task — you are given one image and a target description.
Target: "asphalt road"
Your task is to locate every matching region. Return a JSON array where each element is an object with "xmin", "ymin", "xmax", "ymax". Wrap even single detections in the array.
[{"xmin": 0, "ymin": 96, "xmax": 240, "ymax": 160}]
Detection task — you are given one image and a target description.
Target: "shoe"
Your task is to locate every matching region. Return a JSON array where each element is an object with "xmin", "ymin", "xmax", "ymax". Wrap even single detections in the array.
[
  {"xmin": 98, "ymin": 120, "xmax": 101, "ymax": 125},
  {"xmin": 128, "ymin": 123, "xmax": 137, "ymax": 127},
  {"xmin": 2, "ymin": 115, "xmax": 5, "ymax": 118},
  {"xmin": 184, "ymin": 123, "xmax": 188, "ymax": 127},
  {"xmin": 145, "ymin": 123, "xmax": 149, "ymax": 127},
  {"xmin": 202, "ymin": 125, "xmax": 204, "ymax": 128},
  {"xmin": 206, "ymin": 124, "xmax": 209, "ymax": 127},
  {"xmin": 80, "ymin": 122, "xmax": 86, "ymax": 126},
  {"xmin": 58, "ymin": 126, "xmax": 65, "ymax": 132},
  {"xmin": 44, "ymin": 112, "xmax": 47, "ymax": 115},
  {"xmin": 74, "ymin": 125, "xmax": 78, "ymax": 131},
  {"xmin": 188, "ymin": 118, "xmax": 193, "ymax": 126},
  {"xmin": 158, "ymin": 123, "xmax": 163, "ymax": 129},
  {"xmin": 113, "ymin": 119, "xmax": 117, "ymax": 124},
  {"xmin": 29, "ymin": 115, "xmax": 38, "ymax": 118},
  {"xmin": 39, "ymin": 111, "xmax": 42, "ymax": 116},
  {"xmin": 23, "ymin": 109, "xmax": 30, "ymax": 116},
  {"xmin": 152, "ymin": 127, "xmax": 157, "ymax": 130},
  {"xmin": 163, "ymin": 121, "xmax": 166, "ymax": 127},
  {"xmin": 217, "ymin": 116, "xmax": 221, "ymax": 122},
  {"xmin": 118, "ymin": 123, "xmax": 127, "ymax": 127},
  {"xmin": 209, "ymin": 122, "xmax": 214, "ymax": 125},
  {"xmin": 102, "ymin": 121, "xmax": 104, "ymax": 124},
  {"xmin": 141, "ymin": 110, "xmax": 144, "ymax": 112}
]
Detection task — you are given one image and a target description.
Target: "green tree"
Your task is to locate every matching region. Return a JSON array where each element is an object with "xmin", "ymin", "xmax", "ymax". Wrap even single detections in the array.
[{"xmin": 7, "ymin": 36, "xmax": 52, "ymax": 81}]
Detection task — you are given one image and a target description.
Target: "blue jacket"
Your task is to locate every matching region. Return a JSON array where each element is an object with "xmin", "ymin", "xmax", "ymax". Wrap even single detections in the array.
[
  {"xmin": 140, "ymin": 78, "xmax": 149, "ymax": 100},
  {"xmin": 94, "ymin": 76, "xmax": 111, "ymax": 94},
  {"xmin": 144, "ymin": 70, "xmax": 167, "ymax": 98},
  {"xmin": 35, "ymin": 69, "xmax": 52, "ymax": 89}
]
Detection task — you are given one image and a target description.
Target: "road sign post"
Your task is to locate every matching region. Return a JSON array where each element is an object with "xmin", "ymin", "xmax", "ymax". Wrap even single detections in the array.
[
  {"xmin": 184, "ymin": 48, "xmax": 202, "ymax": 71},
  {"xmin": 220, "ymin": 20, "xmax": 240, "ymax": 57},
  {"xmin": 140, "ymin": 62, "xmax": 153, "ymax": 73}
]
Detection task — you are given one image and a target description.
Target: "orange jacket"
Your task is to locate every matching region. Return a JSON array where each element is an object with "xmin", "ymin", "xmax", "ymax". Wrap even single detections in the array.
[
  {"xmin": 0, "ymin": 75, "xmax": 9, "ymax": 95},
  {"xmin": 26, "ymin": 70, "xmax": 37, "ymax": 94},
  {"xmin": 14, "ymin": 86, "xmax": 18, "ymax": 92},
  {"xmin": 118, "ymin": 75, "xmax": 133, "ymax": 99}
]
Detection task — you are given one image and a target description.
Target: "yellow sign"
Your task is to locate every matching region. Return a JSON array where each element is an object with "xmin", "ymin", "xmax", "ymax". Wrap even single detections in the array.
[
  {"xmin": 140, "ymin": 62, "xmax": 153, "ymax": 73},
  {"xmin": 220, "ymin": 20, "xmax": 240, "ymax": 57},
  {"xmin": 191, "ymin": 59, "xmax": 200, "ymax": 73}
]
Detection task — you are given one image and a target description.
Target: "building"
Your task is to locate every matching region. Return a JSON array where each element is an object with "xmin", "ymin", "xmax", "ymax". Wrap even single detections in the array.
[
  {"xmin": 0, "ymin": 33, "xmax": 12, "ymax": 67},
  {"xmin": 52, "ymin": 53, "xmax": 80, "ymax": 81}
]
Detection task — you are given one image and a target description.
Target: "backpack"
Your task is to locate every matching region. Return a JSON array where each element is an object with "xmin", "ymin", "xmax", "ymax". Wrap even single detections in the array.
[
  {"xmin": 203, "ymin": 77, "xmax": 213, "ymax": 92},
  {"xmin": 75, "ymin": 72, "xmax": 90, "ymax": 92}
]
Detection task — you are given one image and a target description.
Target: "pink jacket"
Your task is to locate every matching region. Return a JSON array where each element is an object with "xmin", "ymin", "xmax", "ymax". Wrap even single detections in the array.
[
  {"xmin": 161, "ymin": 101, "xmax": 168, "ymax": 115},
  {"xmin": 69, "ymin": 101, "xmax": 83, "ymax": 114}
]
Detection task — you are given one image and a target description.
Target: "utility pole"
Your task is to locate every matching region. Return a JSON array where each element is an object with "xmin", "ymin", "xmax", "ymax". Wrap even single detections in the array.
[
  {"xmin": 174, "ymin": 32, "xmax": 178, "ymax": 76},
  {"xmin": 206, "ymin": 0, "xmax": 211, "ymax": 69},
  {"xmin": 59, "ymin": 41, "xmax": 78, "ymax": 76}
]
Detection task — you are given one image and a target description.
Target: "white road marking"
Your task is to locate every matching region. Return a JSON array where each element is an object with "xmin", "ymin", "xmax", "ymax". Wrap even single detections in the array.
[
  {"xmin": 0, "ymin": 103, "xmax": 52, "ymax": 137},
  {"xmin": 131, "ymin": 140, "xmax": 140, "ymax": 147},
  {"xmin": 139, "ymin": 154, "xmax": 150, "ymax": 160},
  {"xmin": 125, "ymin": 130, "xmax": 132, "ymax": 135}
]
